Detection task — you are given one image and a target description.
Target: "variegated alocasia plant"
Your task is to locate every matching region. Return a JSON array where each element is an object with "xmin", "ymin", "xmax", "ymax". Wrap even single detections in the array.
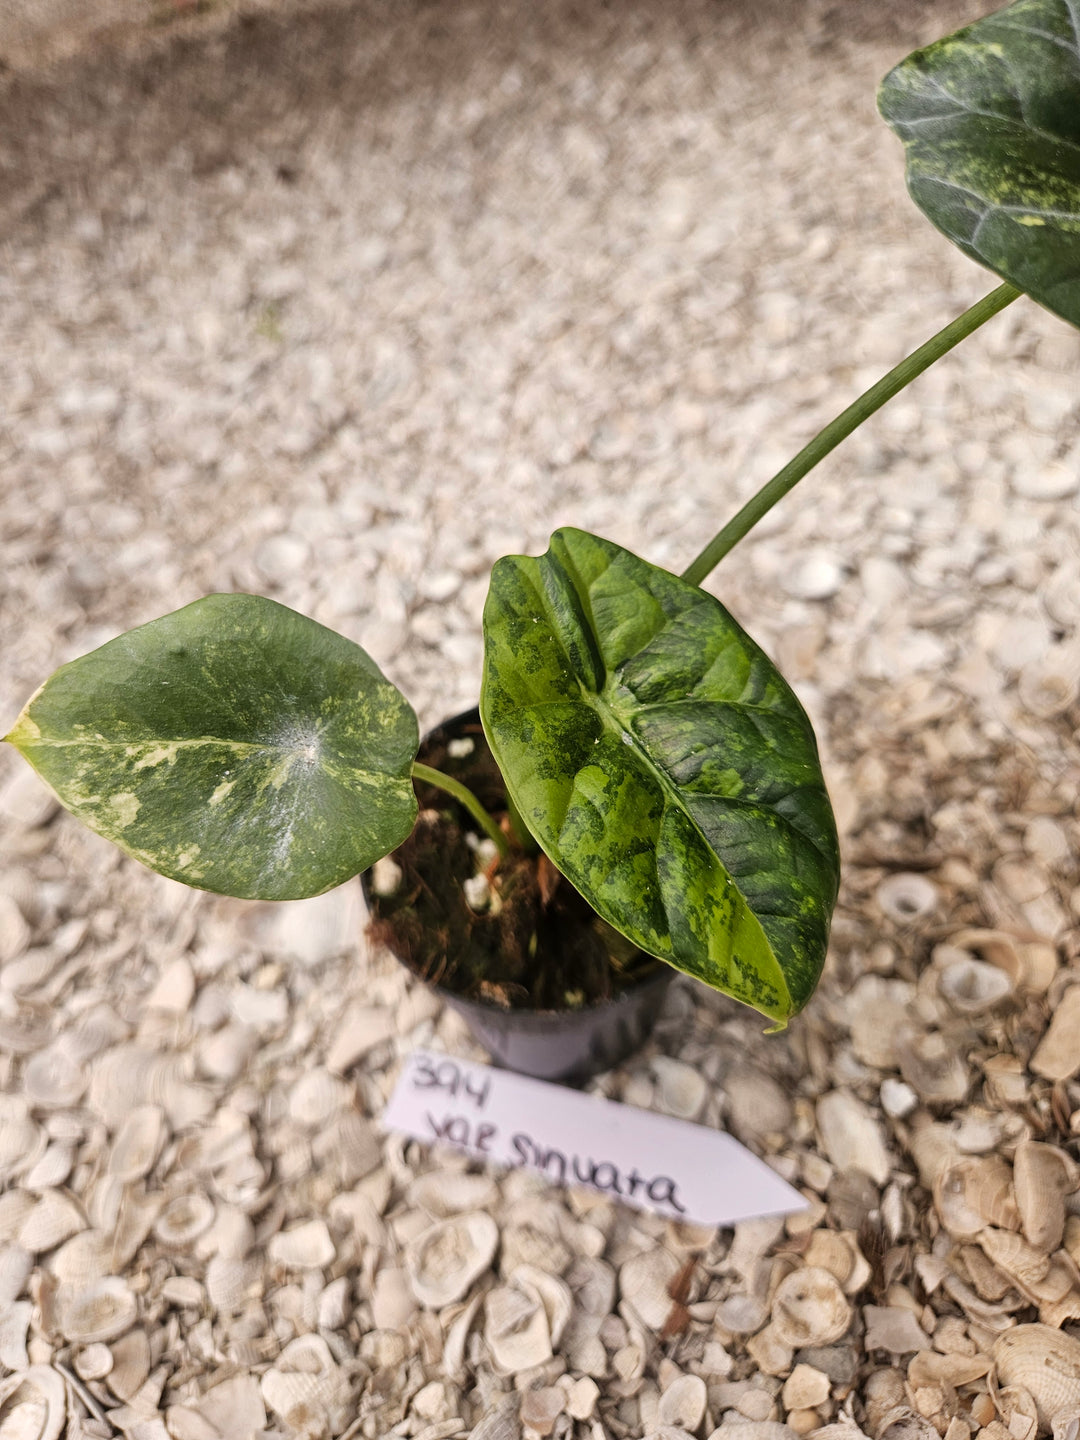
[{"xmin": 5, "ymin": 0, "xmax": 1080, "ymax": 1027}]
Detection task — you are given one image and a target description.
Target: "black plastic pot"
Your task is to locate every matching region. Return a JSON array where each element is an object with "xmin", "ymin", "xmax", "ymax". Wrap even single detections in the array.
[{"xmin": 361, "ymin": 707, "xmax": 672, "ymax": 1083}]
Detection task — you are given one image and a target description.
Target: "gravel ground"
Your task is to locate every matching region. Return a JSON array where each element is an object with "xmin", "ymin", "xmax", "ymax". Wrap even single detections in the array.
[{"xmin": 2, "ymin": 2, "xmax": 1080, "ymax": 1438}]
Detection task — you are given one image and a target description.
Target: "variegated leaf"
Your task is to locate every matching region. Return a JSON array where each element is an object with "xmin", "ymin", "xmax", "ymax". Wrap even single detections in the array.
[
  {"xmin": 6, "ymin": 595, "xmax": 418, "ymax": 900},
  {"xmin": 480, "ymin": 528, "xmax": 840, "ymax": 1024},
  {"xmin": 879, "ymin": 0, "xmax": 1080, "ymax": 329}
]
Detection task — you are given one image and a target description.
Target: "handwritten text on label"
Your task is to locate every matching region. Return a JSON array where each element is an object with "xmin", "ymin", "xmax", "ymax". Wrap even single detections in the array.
[{"xmin": 383, "ymin": 1050, "xmax": 808, "ymax": 1228}]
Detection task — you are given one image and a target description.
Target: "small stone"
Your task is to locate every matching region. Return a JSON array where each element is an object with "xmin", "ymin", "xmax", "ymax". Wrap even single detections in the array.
[
  {"xmin": 1010, "ymin": 460, "xmax": 1079, "ymax": 500},
  {"xmin": 326, "ymin": 1004, "xmax": 396, "ymax": 1073},
  {"xmin": 161, "ymin": 1276, "xmax": 205, "ymax": 1308},
  {"xmin": 718, "ymin": 1294, "xmax": 768, "ymax": 1334},
  {"xmin": 816, "ymin": 1092, "xmax": 892, "ymax": 1186},
  {"xmin": 1030, "ymin": 985, "xmax": 1080, "ymax": 1080},
  {"xmin": 0, "ymin": 768, "xmax": 58, "ymax": 827},
  {"xmin": 372, "ymin": 1268, "xmax": 418, "ymax": 1331},
  {"xmin": 862, "ymin": 1305, "xmax": 932, "ymax": 1355},
  {"xmin": 267, "ymin": 1219, "xmax": 335, "ymax": 1271},
  {"xmin": 782, "ymin": 1365, "xmax": 830, "ymax": 1412},
  {"xmin": 520, "ymin": 1386, "xmax": 564, "ymax": 1435},
  {"xmin": 657, "ymin": 1374, "xmax": 707, "ymax": 1433},
  {"xmin": 737, "ymin": 1390, "xmax": 778, "ymax": 1422},
  {"xmin": 788, "ymin": 1410, "xmax": 822, "ymax": 1436},
  {"xmin": 464, "ymin": 874, "xmax": 491, "ymax": 912},
  {"xmin": 317, "ymin": 1277, "xmax": 350, "ymax": 1330},
  {"xmin": 255, "ymin": 532, "xmax": 311, "ymax": 582},
  {"xmin": 370, "ymin": 857, "xmax": 403, "ymax": 897},
  {"xmin": 782, "ymin": 552, "xmax": 844, "ymax": 600},
  {"xmin": 652, "ymin": 1057, "xmax": 708, "ymax": 1120},
  {"xmin": 146, "ymin": 958, "xmax": 195, "ymax": 1013},
  {"xmin": 880, "ymin": 1078, "xmax": 919, "ymax": 1119},
  {"xmin": 746, "ymin": 1323, "xmax": 795, "ymax": 1377},
  {"xmin": 413, "ymin": 1381, "xmax": 450, "ymax": 1420},
  {"xmin": 566, "ymin": 1376, "xmax": 600, "ymax": 1421}
]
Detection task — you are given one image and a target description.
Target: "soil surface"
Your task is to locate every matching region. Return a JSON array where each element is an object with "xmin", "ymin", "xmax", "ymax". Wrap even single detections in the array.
[{"xmin": 367, "ymin": 714, "xmax": 655, "ymax": 1011}]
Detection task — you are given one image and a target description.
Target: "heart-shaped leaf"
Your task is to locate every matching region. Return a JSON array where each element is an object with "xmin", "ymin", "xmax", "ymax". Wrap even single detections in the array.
[
  {"xmin": 481, "ymin": 529, "xmax": 840, "ymax": 1024},
  {"xmin": 879, "ymin": 0, "xmax": 1080, "ymax": 329},
  {"xmin": 6, "ymin": 595, "xmax": 419, "ymax": 900}
]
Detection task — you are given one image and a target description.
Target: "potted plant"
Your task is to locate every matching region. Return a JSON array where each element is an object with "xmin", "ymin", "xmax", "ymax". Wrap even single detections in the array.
[{"xmin": 4, "ymin": 0, "xmax": 1077, "ymax": 1079}]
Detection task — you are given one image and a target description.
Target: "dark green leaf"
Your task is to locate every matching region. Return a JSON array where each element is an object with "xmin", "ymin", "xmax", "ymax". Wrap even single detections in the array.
[
  {"xmin": 879, "ymin": 0, "xmax": 1080, "ymax": 329},
  {"xmin": 480, "ymin": 529, "xmax": 840, "ymax": 1024},
  {"xmin": 6, "ymin": 595, "xmax": 418, "ymax": 900}
]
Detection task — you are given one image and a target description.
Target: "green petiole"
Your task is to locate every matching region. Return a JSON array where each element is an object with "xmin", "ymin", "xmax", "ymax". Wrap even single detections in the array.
[
  {"xmin": 682, "ymin": 281, "xmax": 1021, "ymax": 587},
  {"xmin": 411, "ymin": 760, "xmax": 509, "ymax": 859}
]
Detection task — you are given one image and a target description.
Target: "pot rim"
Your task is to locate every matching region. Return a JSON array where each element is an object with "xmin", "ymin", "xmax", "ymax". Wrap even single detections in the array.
[{"xmin": 362, "ymin": 703, "xmax": 670, "ymax": 1020}]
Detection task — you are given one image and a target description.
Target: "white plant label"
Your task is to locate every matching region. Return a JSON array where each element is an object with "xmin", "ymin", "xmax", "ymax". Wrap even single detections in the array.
[{"xmin": 383, "ymin": 1049, "xmax": 808, "ymax": 1227}]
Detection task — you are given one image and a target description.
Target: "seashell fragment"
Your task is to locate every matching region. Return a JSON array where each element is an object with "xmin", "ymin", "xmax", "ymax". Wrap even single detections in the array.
[
  {"xmin": 651, "ymin": 1057, "xmax": 708, "ymax": 1120},
  {"xmin": 510, "ymin": 1264, "xmax": 572, "ymax": 1348},
  {"xmin": 267, "ymin": 1219, "xmax": 335, "ymax": 1271},
  {"xmin": 404, "ymin": 1211, "xmax": 498, "ymax": 1308},
  {"xmin": 1014, "ymin": 1142, "xmax": 1078, "ymax": 1252},
  {"xmin": 816, "ymin": 1091, "xmax": 891, "ymax": 1185},
  {"xmin": 24, "ymin": 1141, "xmax": 74, "ymax": 1191},
  {"xmin": 47, "ymin": 1229, "xmax": 113, "ymax": 1286},
  {"xmin": 0, "ymin": 1300, "xmax": 30, "ymax": 1372},
  {"xmin": 205, "ymin": 1253, "xmax": 261, "ymax": 1313},
  {"xmin": 325, "ymin": 1004, "xmax": 395, "ymax": 1074},
  {"xmin": 74, "ymin": 1343, "xmax": 113, "ymax": 1381},
  {"xmin": 770, "ymin": 1267, "xmax": 852, "ymax": 1348},
  {"xmin": 657, "ymin": 1374, "xmax": 708, "ymax": 1433},
  {"xmin": 0, "ymin": 1365, "xmax": 66, "ymax": 1440},
  {"xmin": 23, "ymin": 1046, "xmax": 88, "ymax": 1109},
  {"xmin": 897, "ymin": 1030, "xmax": 969, "ymax": 1106},
  {"xmin": 619, "ymin": 1245, "xmax": 681, "ymax": 1330},
  {"xmin": 287, "ymin": 1068, "xmax": 349, "ymax": 1129},
  {"xmin": 0, "ymin": 1190, "xmax": 36, "ymax": 1242},
  {"xmin": 718, "ymin": 1293, "xmax": 768, "ymax": 1334},
  {"xmin": 260, "ymin": 1354, "xmax": 349, "ymax": 1436},
  {"xmin": 55, "ymin": 1276, "xmax": 137, "ymax": 1343},
  {"xmin": 876, "ymin": 873, "xmax": 938, "ymax": 923},
  {"xmin": 938, "ymin": 957, "xmax": 1013, "ymax": 1014},
  {"xmin": 782, "ymin": 1364, "xmax": 831, "ymax": 1412},
  {"xmin": 845, "ymin": 976, "xmax": 914, "ymax": 1070},
  {"xmin": 0, "ymin": 1104, "xmax": 43, "ymax": 1182},
  {"xmin": 0, "ymin": 1244, "xmax": 32, "ymax": 1306},
  {"xmin": 1031, "ymin": 986, "xmax": 1080, "ymax": 1081},
  {"xmin": 470, "ymin": 1393, "xmax": 522, "ymax": 1440},
  {"xmin": 17, "ymin": 1189, "xmax": 86, "ymax": 1254},
  {"xmin": 0, "ymin": 892, "xmax": 31, "ymax": 964},
  {"xmin": 934, "ymin": 1156, "xmax": 1019, "ymax": 1240},
  {"xmin": 875, "ymin": 1406, "xmax": 940, "ymax": 1440},
  {"xmin": 994, "ymin": 1326, "xmax": 1080, "ymax": 1432},
  {"xmin": 724, "ymin": 1067, "xmax": 793, "ymax": 1139},
  {"xmin": 1018, "ymin": 643, "xmax": 1080, "ymax": 718},
  {"xmin": 978, "ymin": 1227, "xmax": 1051, "ymax": 1289},
  {"xmin": 407, "ymin": 1170, "xmax": 499, "ymax": 1218},
  {"xmin": 861, "ymin": 1304, "xmax": 930, "ymax": 1354},
  {"xmin": 196, "ymin": 1022, "xmax": 256, "ymax": 1083},
  {"xmin": 907, "ymin": 1350, "xmax": 991, "ymax": 1387},
  {"xmin": 995, "ymin": 1387, "xmax": 1039, "ymax": 1440},
  {"xmin": 107, "ymin": 1327, "xmax": 151, "ymax": 1402},
  {"xmin": 145, "ymin": 957, "xmax": 195, "ymax": 1013},
  {"xmin": 107, "ymin": 1105, "xmax": 166, "ymax": 1184},
  {"xmin": 153, "ymin": 1191, "xmax": 216, "ymax": 1249},
  {"xmin": 484, "ymin": 1281, "xmax": 551, "ymax": 1374}
]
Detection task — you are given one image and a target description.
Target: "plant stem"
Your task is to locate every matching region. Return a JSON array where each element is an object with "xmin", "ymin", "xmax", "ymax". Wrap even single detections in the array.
[
  {"xmin": 681, "ymin": 281, "xmax": 1020, "ymax": 587},
  {"xmin": 411, "ymin": 761, "xmax": 509, "ymax": 859}
]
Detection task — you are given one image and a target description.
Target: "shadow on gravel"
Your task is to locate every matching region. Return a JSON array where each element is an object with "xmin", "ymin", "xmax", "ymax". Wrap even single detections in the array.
[{"xmin": 0, "ymin": 0, "xmax": 985, "ymax": 231}]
